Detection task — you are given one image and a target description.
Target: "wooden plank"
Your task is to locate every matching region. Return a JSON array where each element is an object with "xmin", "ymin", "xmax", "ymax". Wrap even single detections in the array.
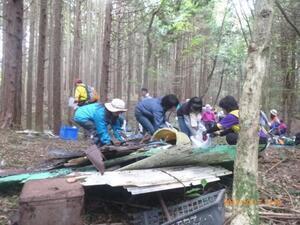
[
  {"xmin": 126, "ymin": 177, "xmax": 220, "ymax": 195},
  {"xmin": 81, "ymin": 166, "xmax": 231, "ymax": 187}
]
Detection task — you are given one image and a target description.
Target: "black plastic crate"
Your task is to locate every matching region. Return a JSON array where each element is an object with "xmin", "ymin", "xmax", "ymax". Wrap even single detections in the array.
[{"xmin": 131, "ymin": 189, "xmax": 225, "ymax": 225}]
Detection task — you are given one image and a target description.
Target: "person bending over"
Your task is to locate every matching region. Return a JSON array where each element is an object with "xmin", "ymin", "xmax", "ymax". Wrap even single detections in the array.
[
  {"xmin": 135, "ymin": 94, "xmax": 179, "ymax": 135},
  {"xmin": 74, "ymin": 99, "xmax": 127, "ymax": 146},
  {"xmin": 177, "ymin": 97, "xmax": 203, "ymax": 137}
]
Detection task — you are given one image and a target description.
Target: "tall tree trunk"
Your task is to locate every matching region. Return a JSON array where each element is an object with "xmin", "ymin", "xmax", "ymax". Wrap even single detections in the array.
[
  {"xmin": 1, "ymin": 0, "xmax": 23, "ymax": 129},
  {"xmin": 52, "ymin": 0, "xmax": 63, "ymax": 134},
  {"xmin": 281, "ymin": 1, "xmax": 298, "ymax": 133},
  {"xmin": 68, "ymin": 0, "xmax": 82, "ymax": 123},
  {"xmin": 116, "ymin": 1, "xmax": 123, "ymax": 98},
  {"xmin": 95, "ymin": 4, "xmax": 104, "ymax": 93},
  {"xmin": 126, "ymin": 24, "xmax": 133, "ymax": 121},
  {"xmin": 100, "ymin": 0, "xmax": 113, "ymax": 102},
  {"xmin": 153, "ymin": 55, "xmax": 158, "ymax": 97},
  {"xmin": 201, "ymin": 4, "xmax": 228, "ymax": 99},
  {"xmin": 231, "ymin": 1, "xmax": 274, "ymax": 225},
  {"xmin": 136, "ymin": 35, "xmax": 143, "ymax": 94},
  {"xmin": 35, "ymin": 0, "xmax": 48, "ymax": 132},
  {"xmin": 280, "ymin": 21, "xmax": 289, "ymax": 122},
  {"xmin": 26, "ymin": 0, "xmax": 36, "ymax": 129},
  {"xmin": 173, "ymin": 38, "xmax": 182, "ymax": 98},
  {"xmin": 143, "ymin": 15, "xmax": 154, "ymax": 89},
  {"xmin": 198, "ymin": 47, "xmax": 204, "ymax": 96},
  {"xmin": 47, "ymin": 0, "xmax": 54, "ymax": 130},
  {"xmin": 213, "ymin": 64, "xmax": 225, "ymax": 107},
  {"xmin": 21, "ymin": 7, "xmax": 28, "ymax": 129},
  {"xmin": 143, "ymin": 6, "xmax": 161, "ymax": 89},
  {"xmin": 185, "ymin": 55, "xmax": 193, "ymax": 99}
]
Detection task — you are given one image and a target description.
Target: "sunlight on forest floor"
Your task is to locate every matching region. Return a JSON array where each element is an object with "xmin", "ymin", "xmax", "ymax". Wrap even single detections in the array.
[{"xmin": 0, "ymin": 131, "xmax": 299, "ymax": 225}]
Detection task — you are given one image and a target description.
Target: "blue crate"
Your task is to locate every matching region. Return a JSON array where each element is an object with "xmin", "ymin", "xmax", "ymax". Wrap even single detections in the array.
[
  {"xmin": 59, "ymin": 125, "xmax": 78, "ymax": 140},
  {"xmin": 132, "ymin": 189, "xmax": 225, "ymax": 225}
]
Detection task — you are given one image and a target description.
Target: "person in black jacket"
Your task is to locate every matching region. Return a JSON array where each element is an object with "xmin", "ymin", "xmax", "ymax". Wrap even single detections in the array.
[{"xmin": 177, "ymin": 97, "xmax": 203, "ymax": 137}]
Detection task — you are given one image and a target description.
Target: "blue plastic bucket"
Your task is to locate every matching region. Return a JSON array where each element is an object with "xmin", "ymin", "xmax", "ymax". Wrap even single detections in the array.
[{"xmin": 59, "ymin": 125, "xmax": 78, "ymax": 140}]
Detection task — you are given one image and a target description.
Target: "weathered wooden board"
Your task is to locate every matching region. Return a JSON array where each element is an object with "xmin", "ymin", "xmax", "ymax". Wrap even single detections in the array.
[
  {"xmin": 80, "ymin": 166, "xmax": 232, "ymax": 190},
  {"xmin": 126, "ymin": 177, "xmax": 220, "ymax": 195}
]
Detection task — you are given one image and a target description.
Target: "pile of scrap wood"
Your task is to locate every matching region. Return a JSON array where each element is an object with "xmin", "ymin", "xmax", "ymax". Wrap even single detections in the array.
[
  {"xmin": 0, "ymin": 128, "xmax": 238, "ymax": 191},
  {"xmin": 0, "ymin": 140, "xmax": 169, "ymax": 185}
]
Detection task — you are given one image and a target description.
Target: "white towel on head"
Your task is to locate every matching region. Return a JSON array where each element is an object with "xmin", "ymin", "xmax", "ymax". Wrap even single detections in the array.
[{"xmin": 190, "ymin": 113, "xmax": 198, "ymax": 128}]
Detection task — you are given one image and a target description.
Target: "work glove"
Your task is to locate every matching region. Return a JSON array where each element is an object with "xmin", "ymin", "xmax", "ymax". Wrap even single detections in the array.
[{"xmin": 202, "ymin": 131, "xmax": 208, "ymax": 141}]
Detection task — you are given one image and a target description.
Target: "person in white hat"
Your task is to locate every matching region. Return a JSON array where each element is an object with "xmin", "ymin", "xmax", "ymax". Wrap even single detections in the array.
[
  {"xmin": 269, "ymin": 109, "xmax": 281, "ymax": 135},
  {"xmin": 73, "ymin": 99, "xmax": 127, "ymax": 146}
]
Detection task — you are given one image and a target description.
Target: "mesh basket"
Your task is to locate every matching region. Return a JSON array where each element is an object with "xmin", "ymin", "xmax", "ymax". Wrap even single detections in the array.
[{"xmin": 131, "ymin": 189, "xmax": 225, "ymax": 225}]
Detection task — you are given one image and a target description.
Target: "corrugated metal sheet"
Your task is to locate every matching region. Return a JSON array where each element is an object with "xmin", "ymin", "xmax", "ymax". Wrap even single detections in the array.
[{"xmin": 75, "ymin": 166, "xmax": 231, "ymax": 195}]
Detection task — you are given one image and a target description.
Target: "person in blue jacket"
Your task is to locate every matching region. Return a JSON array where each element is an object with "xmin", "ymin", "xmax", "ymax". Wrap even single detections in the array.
[
  {"xmin": 135, "ymin": 94, "xmax": 179, "ymax": 135},
  {"xmin": 73, "ymin": 98, "xmax": 127, "ymax": 145}
]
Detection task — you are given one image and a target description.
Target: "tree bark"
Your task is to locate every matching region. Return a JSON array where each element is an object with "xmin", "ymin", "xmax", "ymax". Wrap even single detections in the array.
[
  {"xmin": 116, "ymin": 0, "xmax": 123, "ymax": 98},
  {"xmin": 173, "ymin": 37, "xmax": 182, "ymax": 99},
  {"xmin": 1, "ymin": 0, "xmax": 23, "ymax": 129},
  {"xmin": 153, "ymin": 55, "xmax": 158, "ymax": 97},
  {"xmin": 143, "ymin": 2, "xmax": 164, "ymax": 89},
  {"xmin": 201, "ymin": 4, "xmax": 228, "ymax": 99},
  {"xmin": 52, "ymin": 0, "xmax": 63, "ymax": 134},
  {"xmin": 231, "ymin": 1, "xmax": 274, "ymax": 225},
  {"xmin": 143, "ymin": 11, "xmax": 156, "ymax": 90},
  {"xmin": 185, "ymin": 54, "xmax": 193, "ymax": 99},
  {"xmin": 47, "ymin": 0, "xmax": 54, "ymax": 130},
  {"xmin": 213, "ymin": 64, "xmax": 225, "ymax": 107},
  {"xmin": 100, "ymin": 0, "xmax": 113, "ymax": 102},
  {"xmin": 126, "ymin": 21, "xmax": 133, "ymax": 121},
  {"xmin": 95, "ymin": 3, "xmax": 104, "ymax": 93},
  {"xmin": 35, "ymin": 0, "xmax": 48, "ymax": 132},
  {"xmin": 68, "ymin": 0, "xmax": 82, "ymax": 123},
  {"xmin": 280, "ymin": 1, "xmax": 298, "ymax": 134},
  {"xmin": 120, "ymin": 144, "xmax": 236, "ymax": 171},
  {"xmin": 26, "ymin": 0, "xmax": 36, "ymax": 129}
]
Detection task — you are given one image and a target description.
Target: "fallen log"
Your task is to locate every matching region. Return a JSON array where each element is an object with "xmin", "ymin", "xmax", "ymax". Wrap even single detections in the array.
[
  {"xmin": 119, "ymin": 144, "xmax": 236, "ymax": 171},
  {"xmin": 104, "ymin": 145, "xmax": 169, "ymax": 168},
  {"xmin": 100, "ymin": 144, "xmax": 145, "ymax": 158},
  {"xmin": 64, "ymin": 157, "xmax": 89, "ymax": 167},
  {"xmin": 259, "ymin": 212, "xmax": 300, "ymax": 219},
  {"xmin": 47, "ymin": 148, "xmax": 85, "ymax": 159}
]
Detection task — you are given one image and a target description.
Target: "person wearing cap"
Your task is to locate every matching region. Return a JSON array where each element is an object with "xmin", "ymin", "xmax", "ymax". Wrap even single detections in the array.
[
  {"xmin": 268, "ymin": 109, "xmax": 287, "ymax": 135},
  {"xmin": 269, "ymin": 109, "xmax": 280, "ymax": 133},
  {"xmin": 201, "ymin": 104, "xmax": 216, "ymax": 130},
  {"xmin": 203, "ymin": 96, "xmax": 240, "ymax": 145},
  {"xmin": 73, "ymin": 99, "xmax": 127, "ymax": 146},
  {"xmin": 176, "ymin": 97, "xmax": 204, "ymax": 137},
  {"xmin": 74, "ymin": 79, "xmax": 88, "ymax": 106},
  {"xmin": 135, "ymin": 94, "xmax": 179, "ymax": 135}
]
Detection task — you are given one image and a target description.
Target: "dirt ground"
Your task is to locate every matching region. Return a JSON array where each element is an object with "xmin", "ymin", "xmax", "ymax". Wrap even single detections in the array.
[{"xmin": 0, "ymin": 130, "xmax": 299, "ymax": 225}]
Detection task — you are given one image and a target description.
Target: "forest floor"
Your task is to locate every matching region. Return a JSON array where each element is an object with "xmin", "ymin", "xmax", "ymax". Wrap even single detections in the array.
[{"xmin": 0, "ymin": 130, "xmax": 299, "ymax": 225}]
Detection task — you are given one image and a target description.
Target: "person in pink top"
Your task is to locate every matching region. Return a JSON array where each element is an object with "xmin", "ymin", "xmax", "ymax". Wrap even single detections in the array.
[{"xmin": 202, "ymin": 104, "xmax": 216, "ymax": 129}]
